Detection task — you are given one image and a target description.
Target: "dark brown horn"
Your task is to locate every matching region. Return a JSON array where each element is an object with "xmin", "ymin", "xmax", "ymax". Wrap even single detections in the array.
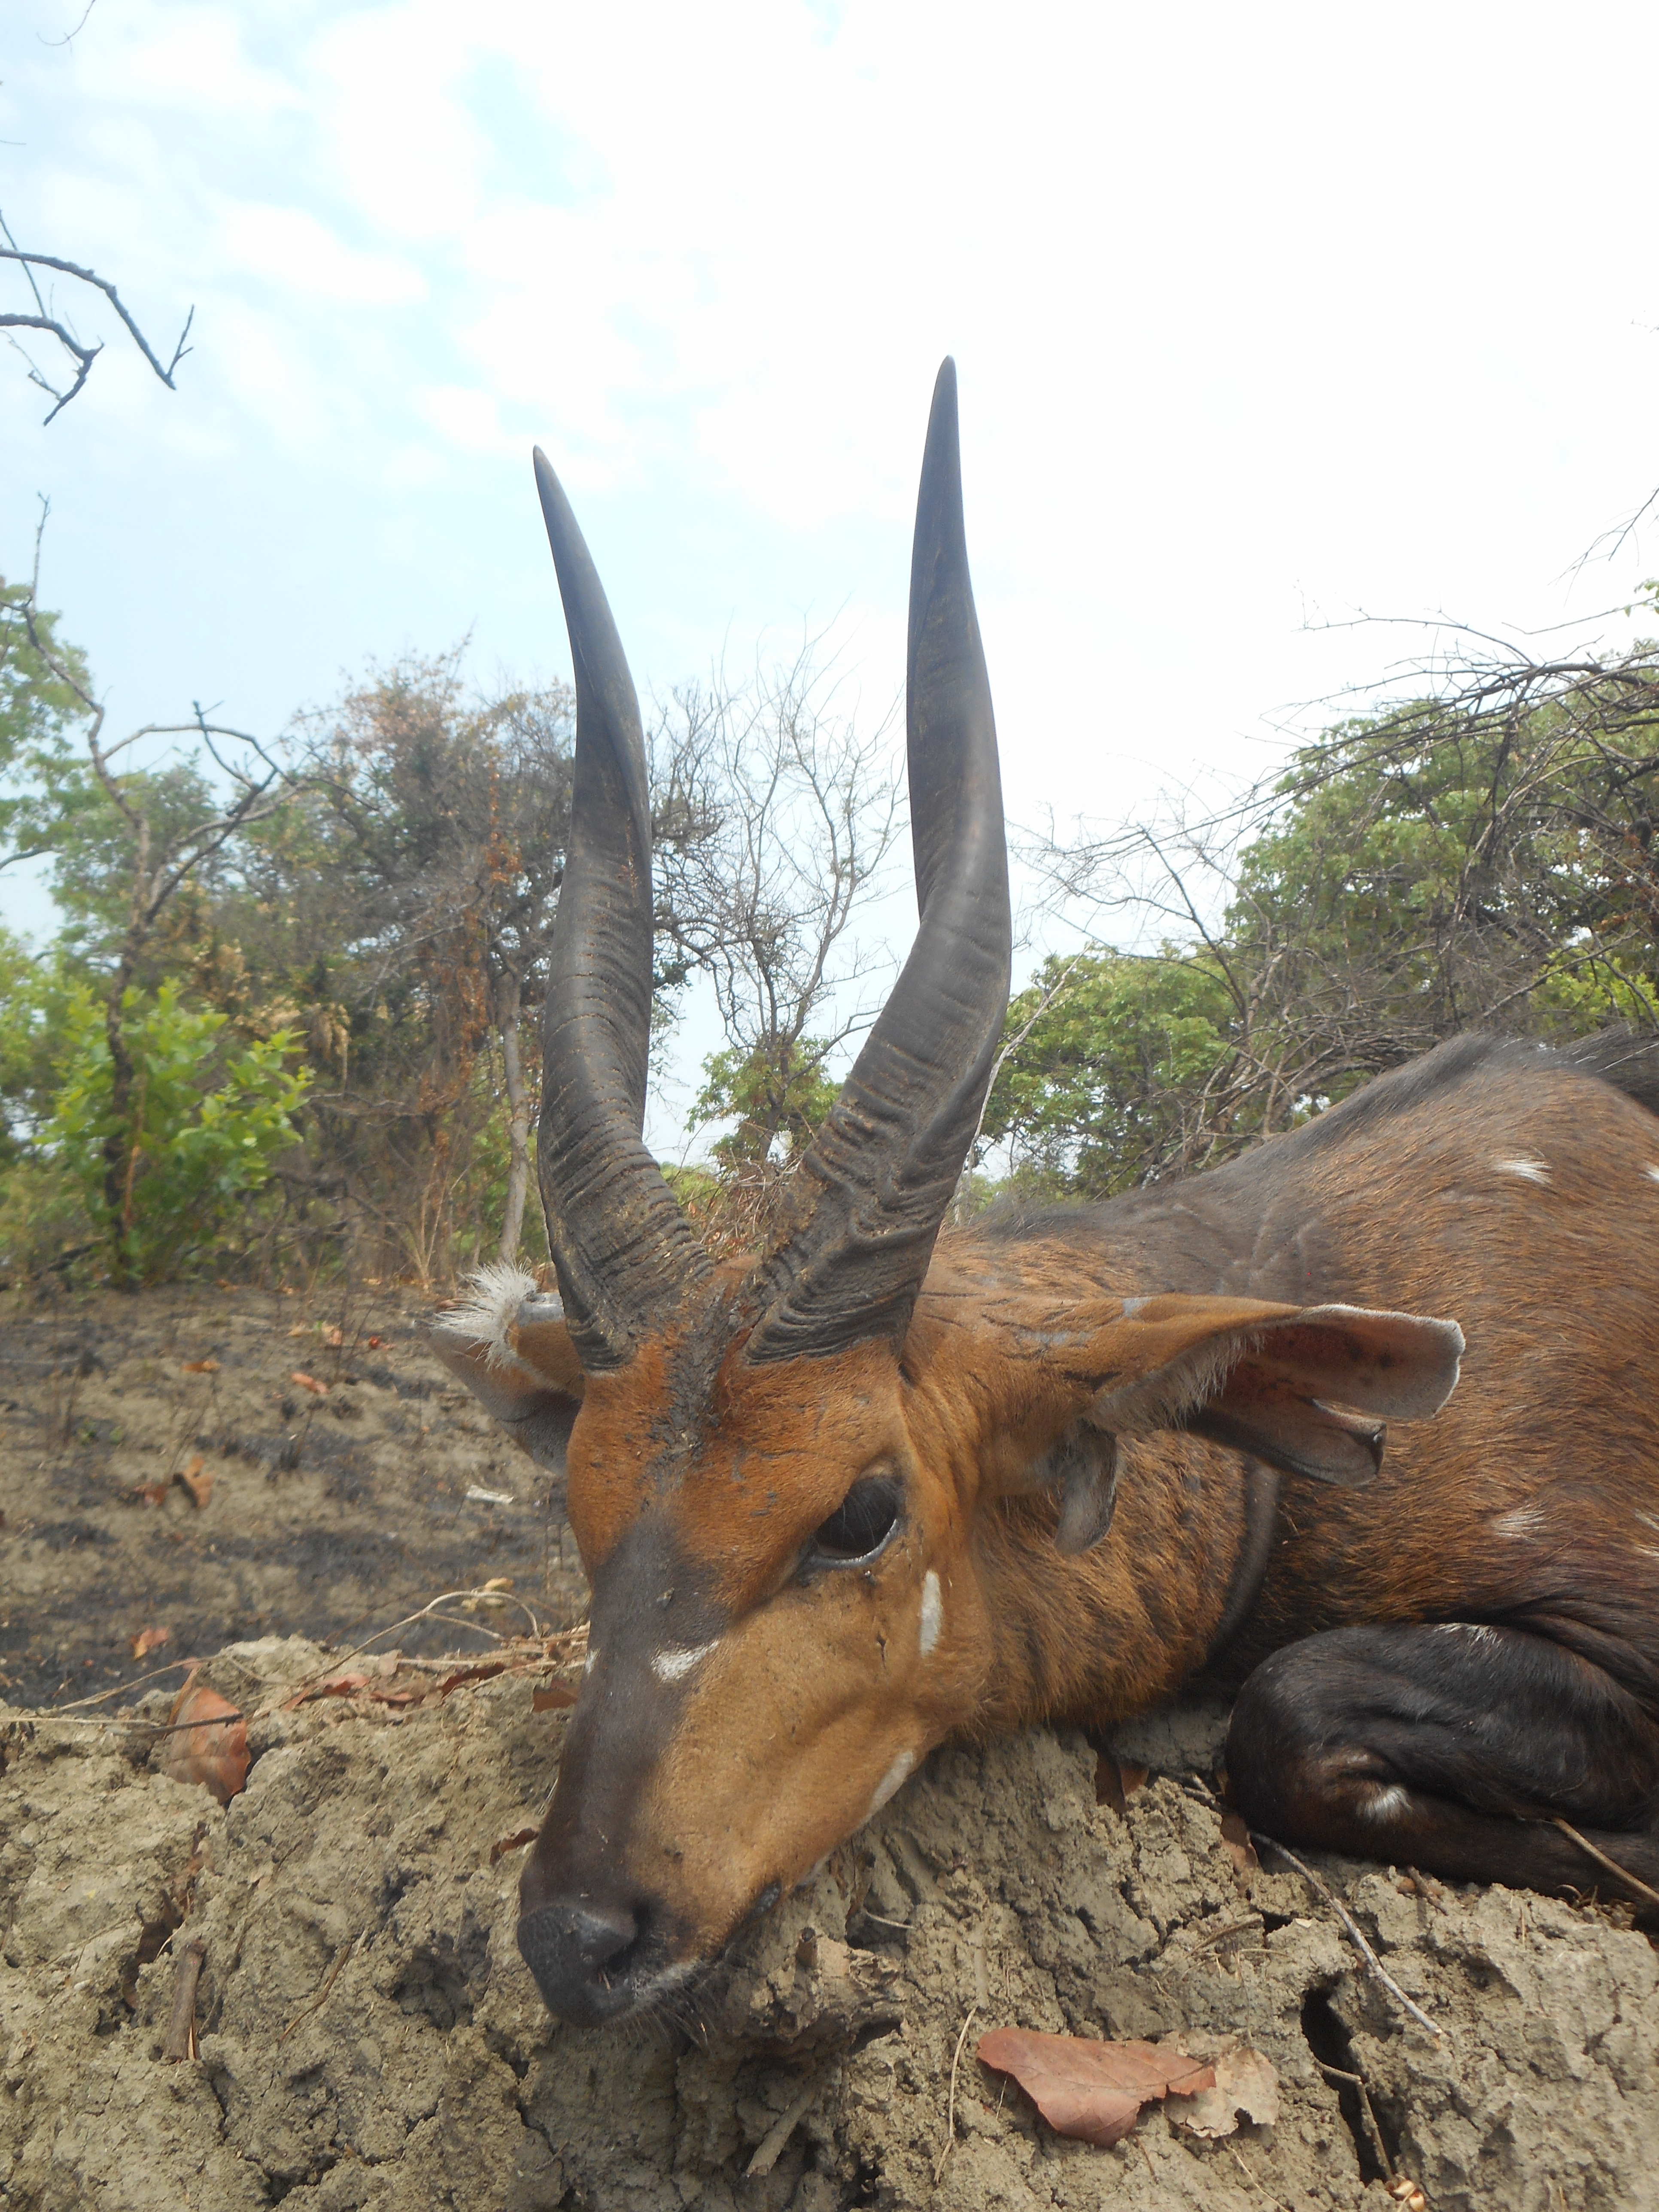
[
  {"xmin": 746, "ymin": 360, "xmax": 1012, "ymax": 1362},
  {"xmin": 533, "ymin": 450, "xmax": 709, "ymax": 1370}
]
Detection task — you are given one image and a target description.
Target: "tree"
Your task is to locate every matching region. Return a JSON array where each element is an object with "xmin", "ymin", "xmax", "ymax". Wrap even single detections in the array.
[
  {"xmin": 656, "ymin": 643, "xmax": 902, "ymax": 1195},
  {"xmin": 11, "ymin": 530, "xmax": 303, "ymax": 1283}
]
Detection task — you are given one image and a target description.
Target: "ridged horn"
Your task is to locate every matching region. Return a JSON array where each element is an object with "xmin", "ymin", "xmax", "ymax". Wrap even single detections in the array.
[
  {"xmin": 746, "ymin": 360, "xmax": 1012, "ymax": 1362},
  {"xmin": 532, "ymin": 450, "xmax": 709, "ymax": 1370}
]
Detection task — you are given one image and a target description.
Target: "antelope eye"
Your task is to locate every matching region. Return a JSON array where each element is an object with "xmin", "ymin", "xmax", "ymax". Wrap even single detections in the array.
[{"xmin": 806, "ymin": 1473, "xmax": 904, "ymax": 1568}]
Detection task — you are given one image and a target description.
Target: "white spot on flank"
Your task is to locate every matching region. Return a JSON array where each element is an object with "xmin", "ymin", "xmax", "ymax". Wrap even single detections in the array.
[
  {"xmin": 652, "ymin": 1641, "xmax": 719, "ymax": 1685},
  {"xmin": 868, "ymin": 1750, "xmax": 916, "ymax": 1818},
  {"xmin": 919, "ymin": 1571, "xmax": 943, "ymax": 1657},
  {"xmin": 1492, "ymin": 1504, "xmax": 1546, "ymax": 1540},
  {"xmin": 1492, "ymin": 1155, "xmax": 1552, "ymax": 1185},
  {"xmin": 1363, "ymin": 1784, "xmax": 1411, "ymax": 1824}
]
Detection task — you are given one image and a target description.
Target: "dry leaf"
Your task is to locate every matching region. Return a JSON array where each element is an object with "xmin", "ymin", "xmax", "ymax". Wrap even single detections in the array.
[
  {"xmin": 181, "ymin": 1358, "xmax": 219, "ymax": 1374},
  {"xmin": 490, "ymin": 1826, "xmax": 538, "ymax": 1865},
  {"xmin": 1169, "ymin": 2046, "xmax": 1280, "ymax": 2138},
  {"xmin": 176, "ymin": 1456, "xmax": 214, "ymax": 1510},
  {"xmin": 131, "ymin": 1625, "xmax": 172, "ymax": 1659},
  {"xmin": 1219, "ymin": 1808, "xmax": 1259, "ymax": 1873},
  {"xmin": 1094, "ymin": 1753, "xmax": 1149, "ymax": 1816},
  {"xmin": 977, "ymin": 2028, "xmax": 1215, "ymax": 2148},
  {"xmin": 532, "ymin": 1681, "xmax": 580, "ymax": 1712},
  {"xmin": 434, "ymin": 1661, "xmax": 509, "ymax": 1699},
  {"xmin": 158, "ymin": 1676, "xmax": 249, "ymax": 1805},
  {"xmin": 290, "ymin": 1371, "xmax": 328, "ymax": 1396},
  {"xmin": 366, "ymin": 1335, "xmax": 385, "ymax": 1350},
  {"xmin": 129, "ymin": 1481, "xmax": 170, "ymax": 1508},
  {"xmin": 323, "ymin": 1326, "xmax": 344, "ymax": 1348}
]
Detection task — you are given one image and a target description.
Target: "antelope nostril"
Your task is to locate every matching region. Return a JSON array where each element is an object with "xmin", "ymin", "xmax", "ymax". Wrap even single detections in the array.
[{"xmin": 517, "ymin": 1899, "xmax": 649, "ymax": 2024}]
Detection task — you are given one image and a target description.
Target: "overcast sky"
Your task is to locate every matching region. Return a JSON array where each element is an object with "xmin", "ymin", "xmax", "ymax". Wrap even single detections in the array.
[{"xmin": 5, "ymin": 0, "xmax": 1658, "ymax": 1145}]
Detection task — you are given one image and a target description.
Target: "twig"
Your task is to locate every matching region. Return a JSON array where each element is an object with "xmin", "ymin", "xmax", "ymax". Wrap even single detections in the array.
[
  {"xmin": 1251, "ymin": 1832, "xmax": 1445, "ymax": 2040},
  {"xmin": 745, "ymin": 2073, "xmax": 824, "ymax": 2178},
  {"xmin": 161, "ymin": 1937, "xmax": 206, "ymax": 2061},
  {"xmin": 1553, "ymin": 1817, "xmax": 1659, "ymax": 1912},
  {"xmin": 932, "ymin": 2002, "xmax": 979, "ymax": 2184},
  {"xmin": 278, "ymin": 1932, "xmax": 362, "ymax": 2043},
  {"xmin": 1312, "ymin": 2058, "xmax": 1395, "ymax": 2177}
]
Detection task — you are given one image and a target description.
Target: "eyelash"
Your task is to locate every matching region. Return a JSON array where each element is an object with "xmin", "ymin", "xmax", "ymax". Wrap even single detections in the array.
[{"xmin": 804, "ymin": 1473, "xmax": 904, "ymax": 1570}]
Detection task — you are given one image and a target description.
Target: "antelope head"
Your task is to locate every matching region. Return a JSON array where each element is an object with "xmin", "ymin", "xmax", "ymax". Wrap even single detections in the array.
[{"xmin": 433, "ymin": 363, "xmax": 1464, "ymax": 2024}]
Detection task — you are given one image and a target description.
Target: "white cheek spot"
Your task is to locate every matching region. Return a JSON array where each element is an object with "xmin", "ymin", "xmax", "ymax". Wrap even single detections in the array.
[
  {"xmin": 919, "ymin": 1571, "xmax": 943, "ymax": 1657},
  {"xmin": 1492, "ymin": 1504, "xmax": 1546, "ymax": 1540},
  {"xmin": 867, "ymin": 1749, "xmax": 916, "ymax": 1818},
  {"xmin": 1492, "ymin": 1155, "xmax": 1552, "ymax": 1186},
  {"xmin": 1362, "ymin": 1784, "xmax": 1411, "ymax": 1825},
  {"xmin": 652, "ymin": 1640, "xmax": 719, "ymax": 1685}
]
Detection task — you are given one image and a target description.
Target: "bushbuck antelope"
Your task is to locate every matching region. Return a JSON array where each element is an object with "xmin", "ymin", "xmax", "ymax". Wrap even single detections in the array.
[{"xmin": 434, "ymin": 362, "xmax": 1659, "ymax": 2026}]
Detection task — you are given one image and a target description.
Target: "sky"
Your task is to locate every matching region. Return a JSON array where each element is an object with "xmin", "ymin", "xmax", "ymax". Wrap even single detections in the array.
[{"xmin": 4, "ymin": 0, "xmax": 1659, "ymax": 1147}]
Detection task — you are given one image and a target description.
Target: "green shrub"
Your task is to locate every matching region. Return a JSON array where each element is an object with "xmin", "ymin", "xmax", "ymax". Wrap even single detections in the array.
[{"xmin": 45, "ymin": 981, "xmax": 310, "ymax": 1282}]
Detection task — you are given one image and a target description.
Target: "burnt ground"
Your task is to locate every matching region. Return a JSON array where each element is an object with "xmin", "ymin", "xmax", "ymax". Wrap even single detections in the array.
[
  {"xmin": 2, "ymin": 1285, "xmax": 1657, "ymax": 2211},
  {"xmin": 0, "ymin": 1279, "xmax": 588, "ymax": 1709}
]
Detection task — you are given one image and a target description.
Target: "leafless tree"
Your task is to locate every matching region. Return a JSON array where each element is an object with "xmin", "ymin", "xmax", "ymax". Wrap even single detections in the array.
[
  {"xmin": 1, "ymin": 214, "xmax": 192, "ymax": 423},
  {"xmin": 652, "ymin": 639, "xmax": 903, "ymax": 1206}
]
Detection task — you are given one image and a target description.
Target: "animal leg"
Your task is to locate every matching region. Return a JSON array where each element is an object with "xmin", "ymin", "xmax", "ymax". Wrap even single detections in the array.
[{"xmin": 1226, "ymin": 1622, "xmax": 1659, "ymax": 1916}]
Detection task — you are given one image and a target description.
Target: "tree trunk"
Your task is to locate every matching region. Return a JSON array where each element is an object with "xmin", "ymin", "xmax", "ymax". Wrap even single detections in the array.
[{"xmin": 496, "ymin": 968, "xmax": 535, "ymax": 1265}]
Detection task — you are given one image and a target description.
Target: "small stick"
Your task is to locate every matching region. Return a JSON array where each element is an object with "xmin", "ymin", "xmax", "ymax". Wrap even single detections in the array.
[
  {"xmin": 932, "ymin": 2003, "xmax": 979, "ymax": 2185},
  {"xmin": 161, "ymin": 1937, "xmax": 206, "ymax": 2061},
  {"xmin": 1312, "ymin": 2058, "xmax": 1395, "ymax": 2177},
  {"xmin": 1252, "ymin": 1832, "xmax": 1445, "ymax": 2040},
  {"xmin": 278, "ymin": 1932, "xmax": 362, "ymax": 2043},
  {"xmin": 745, "ymin": 2074, "xmax": 823, "ymax": 2178},
  {"xmin": 1553, "ymin": 1817, "xmax": 1659, "ymax": 1912}
]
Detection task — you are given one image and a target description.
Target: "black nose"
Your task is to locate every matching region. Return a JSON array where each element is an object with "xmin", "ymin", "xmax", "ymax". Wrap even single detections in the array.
[{"xmin": 517, "ymin": 1899, "xmax": 644, "ymax": 2025}]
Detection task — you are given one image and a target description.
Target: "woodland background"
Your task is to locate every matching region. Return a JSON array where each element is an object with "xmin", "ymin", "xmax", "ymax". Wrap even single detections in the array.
[{"xmin": 3, "ymin": 547, "xmax": 1657, "ymax": 1293}]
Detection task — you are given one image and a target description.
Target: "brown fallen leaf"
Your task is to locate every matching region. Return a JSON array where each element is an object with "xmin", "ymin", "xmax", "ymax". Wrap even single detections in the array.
[
  {"xmin": 977, "ymin": 2029, "xmax": 1215, "ymax": 2148},
  {"xmin": 434, "ymin": 1661, "xmax": 509, "ymax": 1699},
  {"xmin": 181, "ymin": 1358, "xmax": 220, "ymax": 1374},
  {"xmin": 366, "ymin": 1335, "xmax": 385, "ymax": 1349},
  {"xmin": 131, "ymin": 1625, "xmax": 172, "ymax": 1659},
  {"xmin": 532, "ymin": 1681, "xmax": 580, "ymax": 1712},
  {"xmin": 158, "ymin": 1675, "xmax": 249, "ymax": 1805},
  {"xmin": 287, "ymin": 1324, "xmax": 309, "ymax": 1337},
  {"xmin": 1094, "ymin": 1753, "xmax": 1149, "ymax": 1817},
  {"xmin": 290, "ymin": 1371, "xmax": 328, "ymax": 1395},
  {"xmin": 489, "ymin": 1826, "xmax": 538, "ymax": 1865},
  {"xmin": 176, "ymin": 1455, "xmax": 214, "ymax": 1510},
  {"xmin": 128, "ymin": 1481, "xmax": 170, "ymax": 1508},
  {"xmin": 322, "ymin": 1326, "xmax": 344, "ymax": 1347},
  {"xmin": 1168, "ymin": 2046, "xmax": 1280, "ymax": 2138},
  {"xmin": 1219, "ymin": 1808, "xmax": 1259, "ymax": 1873}
]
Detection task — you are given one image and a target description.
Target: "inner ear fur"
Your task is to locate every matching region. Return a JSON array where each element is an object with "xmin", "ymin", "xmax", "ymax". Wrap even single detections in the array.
[
  {"xmin": 988, "ymin": 1291, "xmax": 1464, "ymax": 1510},
  {"xmin": 429, "ymin": 1264, "xmax": 585, "ymax": 1475}
]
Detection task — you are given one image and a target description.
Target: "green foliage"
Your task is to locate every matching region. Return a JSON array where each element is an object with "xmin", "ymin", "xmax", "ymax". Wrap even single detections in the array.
[
  {"xmin": 43, "ymin": 980, "xmax": 310, "ymax": 1281},
  {"xmin": 981, "ymin": 951, "xmax": 1237, "ymax": 1197},
  {"xmin": 690, "ymin": 1038, "xmax": 841, "ymax": 1170},
  {"xmin": 0, "ymin": 578, "xmax": 92, "ymax": 861}
]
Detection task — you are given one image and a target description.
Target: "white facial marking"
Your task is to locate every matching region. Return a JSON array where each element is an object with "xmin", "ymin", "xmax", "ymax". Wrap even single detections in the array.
[
  {"xmin": 652, "ymin": 1640, "xmax": 719, "ymax": 1685},
  {"xmin": 919, "ymin": 1571, "xmax": 943, "ymax": 1657},
  {"xmin": 1363, "ymin": 1784, "xmax": 1411, "ymax": 1824},
  {"xmin": 1492, "ymin": 1155, "xmax": 1551, "ymax": 1185},
  {"xmin": 867, "ymin": 1749, "xmax": 916, "ymax": 1819},
  {"xmin": 1492, "ymin": 1504, "xmax": 1546, "ymax": 1540}
]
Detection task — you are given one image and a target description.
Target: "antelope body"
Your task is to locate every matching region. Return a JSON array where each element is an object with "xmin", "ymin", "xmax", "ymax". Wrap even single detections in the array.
[{"xmin": 434, "ymin": 365, "xmax": 1659, "ymax": 2026}]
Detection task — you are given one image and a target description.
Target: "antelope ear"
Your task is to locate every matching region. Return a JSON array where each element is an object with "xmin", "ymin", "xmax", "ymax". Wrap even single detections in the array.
[
  {"xmin": 429, "ymin": 1265, "xmax": 585, "ymax": 1476},
  {"xmin": 997, "ymin": 1294, "xmax": 1463, "ymax": 1542},
  {"xmin": 1091, "ymin": 1294, "xmax": 1464, "ymax": 1490}
]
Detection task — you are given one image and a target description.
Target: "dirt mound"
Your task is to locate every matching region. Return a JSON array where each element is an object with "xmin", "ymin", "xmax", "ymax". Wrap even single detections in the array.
[{"xmin": 3, "ymin": 1637, "xmax": 1654, "ymax": 2211}]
